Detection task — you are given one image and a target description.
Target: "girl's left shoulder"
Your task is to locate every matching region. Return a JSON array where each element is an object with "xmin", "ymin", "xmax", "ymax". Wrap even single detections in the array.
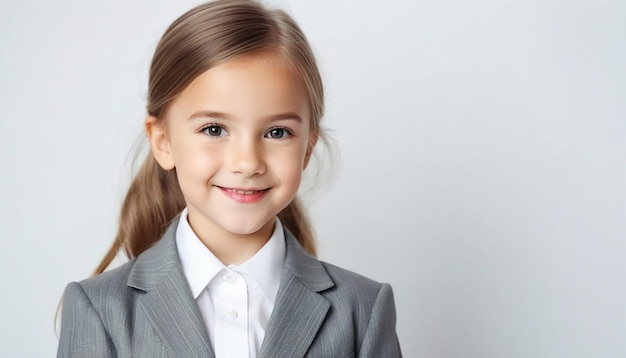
[
  {"xmin": 318, "ymin": 260, "xmax": 396, "ymax": 305},
  {"xmin": 304, "ymin": 260, "xmax": 402, "ymax": 356}
]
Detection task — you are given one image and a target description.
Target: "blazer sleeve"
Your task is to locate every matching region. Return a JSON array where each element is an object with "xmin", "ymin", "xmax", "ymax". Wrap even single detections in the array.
[
  {"xmin": 57, "ymin": 282, "xmax": 115, "ymax": 358},
  {"xmin": 358, "ymin": 283, "xmax": 402, "ymax": 357}
]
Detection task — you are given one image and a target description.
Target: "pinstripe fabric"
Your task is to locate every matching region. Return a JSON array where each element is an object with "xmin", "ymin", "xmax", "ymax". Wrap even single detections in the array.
[{"xmin": 57, "ymin": 216, "xmax": 402, "ymax": 357}]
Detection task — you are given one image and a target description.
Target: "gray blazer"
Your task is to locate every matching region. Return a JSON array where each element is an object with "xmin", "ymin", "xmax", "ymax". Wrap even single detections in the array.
[{"xmin": 57, "ymin": 217, "xmax": 402, "ymax": 357}]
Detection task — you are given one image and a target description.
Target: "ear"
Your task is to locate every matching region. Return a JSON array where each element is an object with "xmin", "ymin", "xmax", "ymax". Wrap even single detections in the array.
[
  {"xmin": 303, "ymin": 132, "xmax": 318, "ymax": 170},
  {"xmin": 145, "ymin": 116, "xmax": 175, "ymax": 170}
]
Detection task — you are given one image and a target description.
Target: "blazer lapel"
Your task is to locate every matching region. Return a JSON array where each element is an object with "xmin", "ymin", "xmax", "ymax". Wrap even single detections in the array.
[
  {"xmin": 127, "ymin": 217, "xmax": 215, "ymax": 358},
  {"xmin": 259, "ymin": 230, "xmax": 335, "ymax": 358}
]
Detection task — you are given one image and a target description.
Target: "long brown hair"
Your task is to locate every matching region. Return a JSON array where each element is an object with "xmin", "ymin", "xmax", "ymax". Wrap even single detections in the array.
[{"xmin": 94, "ymin": 0, "xmax": 325, "ymax": 275}]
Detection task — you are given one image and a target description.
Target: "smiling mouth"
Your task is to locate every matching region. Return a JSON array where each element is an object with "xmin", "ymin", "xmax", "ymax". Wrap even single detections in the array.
[
  {"xmin": 217, "ymin": 186, "xmax": 270, "ymax": 204},
  {"xmin": 218, "ymin": 187, "xmax": 269, "ymax": 194}
]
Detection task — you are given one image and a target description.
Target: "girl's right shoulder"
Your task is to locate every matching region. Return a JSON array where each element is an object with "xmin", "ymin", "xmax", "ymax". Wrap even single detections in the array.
[
  {"xmin": 58, "ymin": 258, "xmax": 146, "ymax": 356},
  {"xmin": 62, "ymin": 258, "xmax": 140, "ymax": 310}
]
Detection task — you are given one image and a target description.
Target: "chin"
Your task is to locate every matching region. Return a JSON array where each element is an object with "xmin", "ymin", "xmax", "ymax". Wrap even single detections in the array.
[{"xmin": 223, "ymin": 219, "xmax": 273, "ymax": 237}]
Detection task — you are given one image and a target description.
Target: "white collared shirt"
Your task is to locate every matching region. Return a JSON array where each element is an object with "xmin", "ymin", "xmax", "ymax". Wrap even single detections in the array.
[{"xmin": 176, "ymin": 208, "xmax": 286, "ymax": 358}]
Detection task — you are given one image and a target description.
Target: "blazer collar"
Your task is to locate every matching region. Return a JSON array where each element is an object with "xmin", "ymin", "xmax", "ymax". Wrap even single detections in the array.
[
  {"xmin": 127, "ymin": 216, "xmax": 182, "ymax": 291},
  {"xmin": 282, "ymin": 229, "xmax": 335, "ymax": 292},
  {"xmin": 127, "ymin": 215, "xmax": 335, "ymax": 358},
  {"xmin": 259, "ymin": 229, "xmax": 334, "ymax": 357},
  {"xmin": 127, "ymin": 215, "xmax": 215, "ymax": 358}
]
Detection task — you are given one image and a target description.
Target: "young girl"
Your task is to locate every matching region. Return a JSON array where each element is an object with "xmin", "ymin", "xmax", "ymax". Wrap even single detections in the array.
[{"xmin": 57, "ymin": 0, "xmax": 401, "ymax": 357}]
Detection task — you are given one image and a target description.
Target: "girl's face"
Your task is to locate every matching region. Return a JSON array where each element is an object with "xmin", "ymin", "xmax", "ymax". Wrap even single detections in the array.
[{"xmin": 148, "ymin": 55, "xmax": 314, "ymax": 241}]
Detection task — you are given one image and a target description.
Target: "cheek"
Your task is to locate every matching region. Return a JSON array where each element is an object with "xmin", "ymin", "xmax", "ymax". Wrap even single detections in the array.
[
  {"xmin": 272, "ymin": 148, "xmax": 307, "ymax": 186},
  {"xmin": 172, "ymin": 143, "xmax": 221, "ymax": 180}
]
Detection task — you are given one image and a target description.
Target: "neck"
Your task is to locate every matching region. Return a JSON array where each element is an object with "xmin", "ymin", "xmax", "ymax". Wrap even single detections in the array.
[{"xmin": 186, "ymin": 213, "xmax": 275, "ymax": 266}]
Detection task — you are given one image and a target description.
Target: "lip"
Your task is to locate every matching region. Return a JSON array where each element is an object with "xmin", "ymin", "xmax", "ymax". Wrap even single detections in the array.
[{"xmin": 217, "ymin": 186, "xmax": 269, "ymax": 204}]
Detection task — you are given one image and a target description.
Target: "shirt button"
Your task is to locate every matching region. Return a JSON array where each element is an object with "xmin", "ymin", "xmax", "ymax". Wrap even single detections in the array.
[
  {"xmin": 223, "ymin": 273, "xmax": 236, "ymax": 284},
  {"xmin": 226, "ymin": 310, "xmax": 238, "ymax": 320}
]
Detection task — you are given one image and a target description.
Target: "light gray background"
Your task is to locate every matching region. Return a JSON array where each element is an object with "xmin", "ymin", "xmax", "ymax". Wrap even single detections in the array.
[{"xmin": 1, "ymin": 1, "xmax": 625, "ymax": 357}]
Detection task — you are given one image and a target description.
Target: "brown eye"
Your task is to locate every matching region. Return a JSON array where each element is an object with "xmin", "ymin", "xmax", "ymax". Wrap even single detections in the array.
[
  {"xmin": 202, "ymin": 125, "xmax": 226, "ymax": 137},
  {"xmin": 265, "ymin": 127, "xmax": 291, "ymax": 139}
]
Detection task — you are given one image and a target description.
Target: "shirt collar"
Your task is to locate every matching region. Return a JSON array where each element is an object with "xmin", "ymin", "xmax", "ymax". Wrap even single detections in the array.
[
  {"xmin": 237, "ymin": 217, "xmax": 285, "ymax": 304},
  {"xmin": 175, "ymin": 208, "xmax": 286, "ymax": 303}
]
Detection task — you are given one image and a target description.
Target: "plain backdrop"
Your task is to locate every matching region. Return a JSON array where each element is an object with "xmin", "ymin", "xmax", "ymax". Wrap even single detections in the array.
[{"xmin": 1, "ymin": 0, "xmax": 625, "ymax": 357}]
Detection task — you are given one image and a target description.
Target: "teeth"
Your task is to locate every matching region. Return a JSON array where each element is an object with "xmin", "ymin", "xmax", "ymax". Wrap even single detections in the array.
[{"xmin": 233, "ymin": 189, "xmax": 256, "ymax": 194}]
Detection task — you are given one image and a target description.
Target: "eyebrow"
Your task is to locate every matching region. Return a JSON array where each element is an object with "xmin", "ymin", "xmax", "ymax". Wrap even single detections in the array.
[{"xmin": 188, "ymin": 110, "xmax": 302, "ymax": 122}]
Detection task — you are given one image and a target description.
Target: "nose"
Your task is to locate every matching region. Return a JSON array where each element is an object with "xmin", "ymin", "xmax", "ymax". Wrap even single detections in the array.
[{"xmin": 226, "ymin": 136, "xmax": 266, "ymax": 177}]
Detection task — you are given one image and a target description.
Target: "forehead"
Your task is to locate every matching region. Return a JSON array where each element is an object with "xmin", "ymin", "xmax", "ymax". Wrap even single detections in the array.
[{"xmin": 166, "ymin": 54, "xmax": 309, "ymax": 122}]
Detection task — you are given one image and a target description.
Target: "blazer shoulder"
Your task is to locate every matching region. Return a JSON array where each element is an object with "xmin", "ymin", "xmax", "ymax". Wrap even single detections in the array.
[
  {"xmin": 71, "ymin": 258, "xmax": 139, "ymax": 307},
  {"xmin": 313, "ymin": 261, "xmax": 401, "ymax": 355},
  {"xmin": 320, "ymin": 260, "xmax": 386, "ymax": 294},
  {"xmin": 317, "ymin": 260, "xmax": 394, "ymax": 316},
  {"xmin": 66, "ymin": 219, "xmax": 181, "ymax": 310}
]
